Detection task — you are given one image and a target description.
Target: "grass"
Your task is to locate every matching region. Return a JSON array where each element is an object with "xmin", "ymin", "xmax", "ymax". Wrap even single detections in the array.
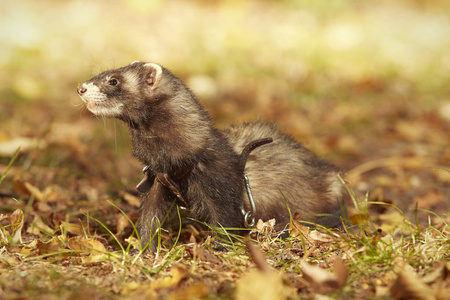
[{"xmin": 0, "ymin": 172, "xmax": 448, "ymax": 298}]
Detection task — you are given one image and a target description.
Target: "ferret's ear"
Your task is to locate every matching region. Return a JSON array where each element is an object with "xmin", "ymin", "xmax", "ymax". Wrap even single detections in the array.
[
  {"xmin": 143, "ymin": 63, "xmax": 163, "ymax": 90},
  {"xmin": 130, "ymin": 60, "xmax": 141, "ymax": 65}
]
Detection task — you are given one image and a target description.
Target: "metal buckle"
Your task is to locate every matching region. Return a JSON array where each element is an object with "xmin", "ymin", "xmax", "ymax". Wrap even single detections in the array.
[{"xmin": 243, "ymin": 174, "xmax": 256, "ymax": 228}]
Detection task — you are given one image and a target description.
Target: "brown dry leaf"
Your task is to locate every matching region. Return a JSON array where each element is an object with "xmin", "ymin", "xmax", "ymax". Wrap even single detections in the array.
[
  {"xmin": 347, "ymin": 156, "xmax": 427, "ymax": 183},
  {"xmin": 0, "ymin": 253, "xmax": 20, "ymax": 267},
  {"xmin": 34, "ymin": 236, "xmax": 65, "ymax": 255},
  {"xmin": 309, "ymin": 230, "xmax": 335, "ymax": 243},
  {"xmin": 41, "ymin": 185, "xmax": 73, "ymax": 211},
  {"xmin": 9, "ymin": 209, "xmax": 24, "ymax": 244},
  {"xmin": 27, "ymin": 214, "xmax": 54, "ymax": 236},
  {"xmin": 256, "ymin": 218, "xmax": 276, "ymax": 232},
  {"xmin": 335, "ymin": 134, "xmax": 360, "ymax": 154},
  {"xmin": 68, "ymin": 237, "xmax": 107, "ymax": 263},
  {"xmin": 433, "ymin": 168, "xmax": 450, "ymax": 184},
  {"xmin": 289, "ymin": 218, "xmax": 310, "ymax": 239},
  {"xmin": 119, "ymin": 191, "xmax": 140, "ymax": 207},
  {"xmin": 187, "ymin": 244, "xmax": 222, "ymax": 265},
  {"xmin": 415, "ymin": 189, "xmax": 444, "ymax": 209},
  {"xmin": 58, "ymin": 221, "xmax": 85, "ymax": 236},
  {"xmin": 395, "ymin": 121, "xmax": 427, "ymax": 141},
  {"xmin": 67, "ymin": 237, "xmax": 106, "ymax": 253},
  {"xmin": 235, "ymin": 269, "xmax": 294, "ymax": 300},
  {"xmin": 378, "ymin": 211, "xmax": 410, "ymax": 233},
  {"xmin": 236, "ymin": 241, "xmax": 294, "ymax": 299},
  {"xmin": 246, "ymin": 240, "xmax": 272, "ymax": 273},
  {"xmin": 81, "ymin": 252, "xmax": 108, "ymax": 263},
  {"xmin": 23, "ymin": 182, "xmax": 44, "ymax": 202},
  {"xmin": 421, "ymin": 261, "xmax": 449, "ymax": 284},
  {"xmin": 251, "ymin": 218, "xmax": 278, "ymax": 240},
  {"xmin": 389, "ymin": 270, "xmax": 435, "ymax": 300},
  {"xmin": 300, "ymin": 258, "xmax": 348, "ymax": 294},
  {"xmin": 125, "ymin": 236, "xmax": 140, "ymax": 250},
  {"xmin": 150, "ymin": 265, "xmax": 187, "ymax": 291},
  {"xmin": 375, "ymin": 270, "xmax": 398, "ymax": 297},
  {"xmin": 121, "ymin": 282, "xmax": 157, "ymax": 298},
  {"xmin": 13, "ymin": 176, "xmax": 43, "ymax": 201},
  {"xmin": 20, "ymin": 239, "xmax": 38, "ymax": 257},
  {"xmin": 333, "ymin": 258, "xmax": 349, "ymax": 287},
  {"xmin": 0, "ymin": 137, "xmax": 45, "ymax": 157},
  {"xmin": 116, "ymin": 213, "xmax": 130, "ymax": 236},
  {"xmin": 348, "ymin": 213, "xmax": 369, "ymax": 225},
  {"xmin": 167, "ymin": 284, "xmax": 209, "ymax": 300}
]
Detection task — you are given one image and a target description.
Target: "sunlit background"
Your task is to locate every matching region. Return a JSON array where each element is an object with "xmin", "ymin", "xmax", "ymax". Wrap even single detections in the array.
[{"xmin": 2, "ymin": 0, "xmax": 449, "ymax": 109}]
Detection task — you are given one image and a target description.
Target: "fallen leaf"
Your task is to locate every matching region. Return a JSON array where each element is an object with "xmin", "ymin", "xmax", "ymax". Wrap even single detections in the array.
[
  {"xmin": 256, "ymin": 218, "xmax": 276, "ymax": 233},
  {"xmin": 150, "ymin": 265, "xmax": 187, "ymax": 290},
  {"xmin": 0, "ymin": 253, "xmax": 20, "ymax": 267},
  {"xmin": 167, "ymin": 284, "xmax": 209, "ymax": 300},
  {"xmin": 309, "ymin": 230, "xmax": 335, "ymax": 243},
  {"xmin": 27, "ymin": 214, "xmax": 54, "ymax": 236},
  {"xmin": 433, "ymin": 168, "xmax": 450, "ymax": 184},
  {"xmin": 21, "ymin": 239, "xmax": 39, "ymax": 257},
  {"xmin": 251, "ymin": 218, "xmax": 278, "ymax": 240},
  {"xmin": 9, "ymin": 209, "xmax": 24, "ymax": 244},
  {"xmin": 246, "ymin": 240, "xmax": 272, "ymax": 273},
  {"xmin": 116, "ymin": 213, "xmax": 130, "ymax": 236},
  {"xmin": 12, "ymin": 177, "xmax": 44, "ymax": 202},
  {"xmin": 121, "ymin": 281, "xmax": 157, "ymax": 298},
  {"xmin": 186, "ymin": 244, "xmax": 223, "ymax": 265},
  {"xmin": 124, "ymin": 236, "xmax": 140, "ymax": 250},
  {"xmin": 42, "ymin": 185, "xmax": 72, "ymax": 205},
  {"xmin": 236, "ymin": 241, "xmax": 295, "ymax": 300},
  {"xmin": 421, "ymin": 261, "xmax": 449, "ymax": 284},
  {"xmin": 235, "ymin": 269, "xmax": 293, "ymax": 300},
  {"xmin": 414, "ymin": 189, "xmax": 444, "ymax": 209},
  {"xmin": 67, "ymin": 237, "xmax": 106, "ymax": 254},
  {"xmin": 0, "ymin": 137, "xmax": 45, "ymax": 157},
  {"xmin": 119, "ymin": 191, "xmax": 140, "ymax": 207},
  {"xmin": 333, "ymin": 258, "xmax": 349, "ymax": 287},
  {"xmin": 58, "ymin": 221, "xmax": 85, "ymax": 236},
  {"xmin": 289, "ymin": 218, "xmax": 310, "ymax": 239},
  {"xmin": 347, "ymin": 156, "xmax": 427, "ymax": 183},
  {"xmin": 300, "ymin": 259, "xmax": 348, "ymax": 294},
  {"xmin": 395, "ymin": 121, "xmax": 426, "ymax": 141},
  {"xmin": 68, "ymin": 237, "xmax": 108, "ymax": 263},
  {"xmin": 390, "ymin": 270, "xmax": 435, "ymax": 300},
  {"xmin": 36, "ymin": 236, "xmax": 65, "ymax": 255}
]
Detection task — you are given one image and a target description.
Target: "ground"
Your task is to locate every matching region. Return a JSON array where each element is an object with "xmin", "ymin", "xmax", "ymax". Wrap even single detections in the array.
[{"xmin": 0, "ymin": 0, "xmax": 449, "ymax": 299}]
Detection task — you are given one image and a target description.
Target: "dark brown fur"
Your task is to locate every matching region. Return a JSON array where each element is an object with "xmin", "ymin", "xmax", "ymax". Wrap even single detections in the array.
[{"xmin": 77, "ymin": 61, "xmax": 347, "ymax": 251}]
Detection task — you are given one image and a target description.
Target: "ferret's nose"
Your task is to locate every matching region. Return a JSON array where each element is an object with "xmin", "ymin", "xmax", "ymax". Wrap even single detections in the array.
[{"xmin": 77, "ymin": 83, "xmax": 87, "ymax": 95}]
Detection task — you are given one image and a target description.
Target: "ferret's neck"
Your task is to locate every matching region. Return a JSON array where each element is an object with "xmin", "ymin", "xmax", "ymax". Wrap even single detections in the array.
[{"xmin": 127, "ymin": 94, "xmax": 213, "ymax": 174}]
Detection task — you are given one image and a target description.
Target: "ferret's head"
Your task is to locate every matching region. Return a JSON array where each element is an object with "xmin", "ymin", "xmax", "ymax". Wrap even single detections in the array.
[{"xmin": 77, "ymin": 61, "xmax": 173, "ymax": 122}]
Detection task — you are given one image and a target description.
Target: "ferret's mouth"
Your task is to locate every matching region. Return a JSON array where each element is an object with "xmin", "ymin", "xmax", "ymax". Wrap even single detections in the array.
[
  {"xmin": 84, "ymin": 100, "xmax": 124, "ymax": 118},
  {"xmin": 86, "ymin": 102, "xmax": 100, "ymax": 110}
]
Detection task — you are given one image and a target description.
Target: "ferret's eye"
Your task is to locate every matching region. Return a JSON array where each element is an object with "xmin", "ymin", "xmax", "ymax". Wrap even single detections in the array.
[{"xmin": 108, "ymin": 78, "xmax": 119, "ymax": 86}]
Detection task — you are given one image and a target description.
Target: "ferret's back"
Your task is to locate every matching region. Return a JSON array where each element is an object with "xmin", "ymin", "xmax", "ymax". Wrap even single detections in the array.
[{"xmin": 222, "ymin": 121, "xmax": 345, "ymax": 228}]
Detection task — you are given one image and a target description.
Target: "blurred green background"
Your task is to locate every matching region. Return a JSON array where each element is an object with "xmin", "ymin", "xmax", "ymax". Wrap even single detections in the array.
[
  {"xmin": 2, "ymin": 0, "xmax": 449, "ymax": 113},
  {"xmin": 1, "ymin": 0, "xmax": 449, "ymax": 213}
]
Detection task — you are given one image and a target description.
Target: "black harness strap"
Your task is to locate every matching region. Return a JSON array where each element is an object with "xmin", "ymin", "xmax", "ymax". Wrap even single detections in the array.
[
  {"xmin": 136, "ymin": 164, "xmax": 192, "ymax": 208},
  {"xmin": 155, "ymin": 172, "xmax": 189, "ymax": 208}
]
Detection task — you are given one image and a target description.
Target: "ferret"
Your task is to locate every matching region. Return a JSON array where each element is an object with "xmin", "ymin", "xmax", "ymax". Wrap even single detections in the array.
[{"xmin": 77, "ymin": 61, "xmax": 347, "ymax": 251}]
